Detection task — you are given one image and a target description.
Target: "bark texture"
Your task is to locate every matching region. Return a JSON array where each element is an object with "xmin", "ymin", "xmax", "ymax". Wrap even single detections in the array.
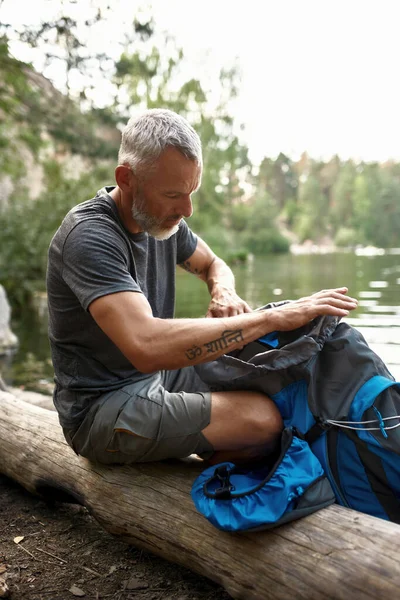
[{"xmin": 1, "ymin": 390, "xmax": 400, "ymax": 600}]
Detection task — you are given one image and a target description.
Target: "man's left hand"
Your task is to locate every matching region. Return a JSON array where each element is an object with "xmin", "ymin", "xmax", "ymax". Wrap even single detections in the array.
[{"xmin": 206, "ymin": 287, "xmax": 252, "ymax": 318}]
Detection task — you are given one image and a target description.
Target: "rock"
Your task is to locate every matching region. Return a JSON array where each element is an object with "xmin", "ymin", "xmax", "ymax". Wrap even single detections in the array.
[
  {"xmin": 0, "ymin": 286, "xmax": 18, "ymax": 356},
  {"xmin": 9, "ymin": 388, "xmax": 54, "ymax": 409},
  {"xmin": 125, "ymin": 577, "xmax": 149, "ymax": 590}
]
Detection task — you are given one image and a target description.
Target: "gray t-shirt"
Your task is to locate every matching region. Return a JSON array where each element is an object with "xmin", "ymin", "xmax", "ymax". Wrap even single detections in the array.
[{"xmin": 47, "ymin": 187, "xmax": 197, "ymax": 428}]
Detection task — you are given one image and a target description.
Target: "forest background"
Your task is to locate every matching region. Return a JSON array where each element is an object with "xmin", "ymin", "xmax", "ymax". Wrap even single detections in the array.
[{"xmin": 1, "ymin": 0, "xmax": 400, "ymax": 312}]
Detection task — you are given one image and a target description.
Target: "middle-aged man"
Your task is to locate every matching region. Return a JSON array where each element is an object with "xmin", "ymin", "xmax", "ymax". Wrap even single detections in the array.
[{"xmin": 47, "ymin": 108, "xmax": 358, "ymax": 466}]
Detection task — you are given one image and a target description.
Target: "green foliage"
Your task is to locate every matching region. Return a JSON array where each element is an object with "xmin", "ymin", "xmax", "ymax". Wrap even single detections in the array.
[
  {"xmin": 3, "ymin": 2, "xmax": 400, "ymax": 323},
  {"xmin": 0, "ymin": 31, "xmax": 119, "ymax": 168},
  {"xmin": 283, "ymin": 198, "xmax": 300, "ymax": 227},
  {"xmin": 196, "ymin": 226, "xmax": 250, "ymax": 265},
  {"xmin": 334, "ymin": 227, "xmax": 358, "ymax": 247},
  {"xmin": 226, "ymin": 248, "xmax": 249, "ymax": 264},
  {"xmin": 330, "ymin": 161, "xmax": 357, "ymax": 231},
  {"xmin": 0, "ymin": 35, "xmax": 38, "ymax": 175},
  {"xmin": 0, "ymin": 163, "xmax": 112, "ymax": 309},
  {"xmin": 198, "ymin": 226, "xmax": 236, "ymax": 262},
  {"xmin": 241, "ymin": 228, "xmax": 290, "ymax": 255},
  {"xmin": 296, "ymin": 175, "xmax": 329, "ymax": 242},
  {"xmin": 368, "ymin": 171, "xmax": 400, "ymax": 248},
  {"xmin": 47, "ymin": 107, "xmax": 120, "ymax": 158},
  {"xmin": 17, "ymin": 8, "xmax": 112, "ymax": 101},
  {"xmin": 257, "ymin": 153, "xmax": 298, "ymax": 211},
  {"xmin": 253, "ymin": 152, "xmax": 400, "ymax": 248},
  {"xmin": 235, "ymin": 192, "xmax": 290, "ymax": 255}
]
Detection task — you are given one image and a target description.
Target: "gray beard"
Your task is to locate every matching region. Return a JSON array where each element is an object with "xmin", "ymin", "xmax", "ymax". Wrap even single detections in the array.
[{"xmin": 131, "ymin": 196, "xmax": 179, "ymax": 241}]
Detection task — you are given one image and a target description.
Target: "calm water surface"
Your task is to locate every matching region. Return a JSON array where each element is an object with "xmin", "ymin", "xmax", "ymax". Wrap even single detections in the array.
[
  {"xmin": 176, "ymin": 251, "xmax": 400, "ymax": 321},
  {"xmin": 5, "ymin": 251, "xmax": 400, "ymax": 386}
]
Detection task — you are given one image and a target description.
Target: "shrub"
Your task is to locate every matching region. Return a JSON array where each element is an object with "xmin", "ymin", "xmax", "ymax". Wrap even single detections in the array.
[
  {"xmin": 241, "ymin": 228, "xmax": 290, "ymax": 255},
  {"xmin": 0, "ymin": 163, "xmax": 113, "ymax": 310},
  {"xmin": 334, "ymin": 227, "xmax": 359, "ymax": 248}
]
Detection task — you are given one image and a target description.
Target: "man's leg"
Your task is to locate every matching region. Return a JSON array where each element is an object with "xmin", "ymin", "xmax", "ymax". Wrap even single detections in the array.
[
  {"xmin": 202, "ymin": 390, "xmax": 283, "ymax": 464},
  {"xmin": 64, "ymin": 369, "xmax": 282, "ymax": 464}
]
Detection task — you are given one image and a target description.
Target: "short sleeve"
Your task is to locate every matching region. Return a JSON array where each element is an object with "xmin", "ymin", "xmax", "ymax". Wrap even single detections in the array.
[
  {"xmin": 176, "ymin": 219, "xmax": 198, "ymax": 264},
  {"xmin": 61, "ymin": 220, "xmax": 140, "ymax": 310}
]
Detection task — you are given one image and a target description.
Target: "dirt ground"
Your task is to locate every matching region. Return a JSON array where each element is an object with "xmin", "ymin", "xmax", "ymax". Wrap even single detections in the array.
[{"xmin": 0, "ymin": 474, "xmax": 231, "ymax": 600}]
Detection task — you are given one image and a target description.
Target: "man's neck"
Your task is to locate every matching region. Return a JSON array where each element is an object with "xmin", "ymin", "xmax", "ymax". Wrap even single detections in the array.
[{"xmin": 109, "ymin": 186, "xmax": 142, "ymax": 234}]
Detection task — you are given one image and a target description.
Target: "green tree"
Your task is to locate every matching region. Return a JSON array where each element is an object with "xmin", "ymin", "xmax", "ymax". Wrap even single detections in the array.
[
  {"xmin": 257, "ymin": 153, "xmax": 298, "ymax": 212},
  {"xmin": 16, "ymin": 3, "xmax": 112, "ymax": 102},
  {"xmin": 0, "ymin": 35, "xmax": 43, "ymax": 175},
  {"xmin": 370, "ymin": 171, "xmax": 400, "ymax": 247},
  {"xmin": 239, "ymin": 191, "xmax": 289, "ymax": 255},
  {"xmin": 296, "ymin": 175, "xmax": 329, "ymax": 242},
  {"xmin": 329, "ymin": 160, "xmax": 357, "ymax": 232},
  {"xmin": 114, "ymin": 36, "xmax": 251, "ymax": 233},
  {"xmin": 351, "ymin": 166, "xmax": 380, "ymax": 244},
  {"xmin": 0, "ymin": 161, "xmax": 112, "ymax": 308}
]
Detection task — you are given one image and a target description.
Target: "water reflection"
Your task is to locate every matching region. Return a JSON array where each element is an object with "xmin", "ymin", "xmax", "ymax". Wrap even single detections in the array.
[
  {"xmin": 176, "ymin": 252, "xmax": 400, "ymax": 320},
  {"xmin": 175, "ymin": 251, "xmax": 400, "ymax": 379}
]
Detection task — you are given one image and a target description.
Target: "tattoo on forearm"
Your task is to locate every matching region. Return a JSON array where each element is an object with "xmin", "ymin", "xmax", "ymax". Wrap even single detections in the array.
[
  {"xmin": 185, "ymin": 345, "xmax": 203, "ymax": 360},
  {"xmin": 179, "ymin": 260, "xmax": 204, "ymax": 276},
  {"xmin": 204, "ymin": 329, "xmax": 244, "ymax": 353},
  {"xmin": 185, "ymin": 329, "xmax": 244, "ymax": 361}
]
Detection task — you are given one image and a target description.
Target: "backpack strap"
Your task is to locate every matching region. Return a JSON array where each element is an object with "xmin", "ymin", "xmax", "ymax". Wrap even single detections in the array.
[{"xmin": 304, "ymin": 419, "xmax": 334, "ymax": 445}]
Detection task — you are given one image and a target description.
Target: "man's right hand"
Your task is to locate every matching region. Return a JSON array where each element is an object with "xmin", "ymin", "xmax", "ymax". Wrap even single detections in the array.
[{"xmin": 269, "ymin": 287, "xmax": 358, "ymax": 331}]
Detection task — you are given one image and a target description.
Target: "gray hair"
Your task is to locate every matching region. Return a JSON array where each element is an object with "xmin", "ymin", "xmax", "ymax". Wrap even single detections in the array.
[{"xmin": 118, "ymin": 108, "xmax": 202, "ymax": 177}]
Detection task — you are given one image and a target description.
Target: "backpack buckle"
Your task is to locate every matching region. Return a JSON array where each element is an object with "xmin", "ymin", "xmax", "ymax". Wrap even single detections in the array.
[{"xmin": 213, "ymin": 465, "xmax": 234, "ymax": 499}]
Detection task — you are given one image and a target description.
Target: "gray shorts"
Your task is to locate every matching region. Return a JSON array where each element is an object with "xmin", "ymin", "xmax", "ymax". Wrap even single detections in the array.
[{"xmin": 63, "ymin": 366, "xmax": 213, "ymax": 464}]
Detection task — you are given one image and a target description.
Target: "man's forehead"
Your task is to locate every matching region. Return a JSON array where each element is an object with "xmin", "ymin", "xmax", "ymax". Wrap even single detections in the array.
[{"xmin": 151, "ymin": 150, "xmax": 202, "ymax": 188}]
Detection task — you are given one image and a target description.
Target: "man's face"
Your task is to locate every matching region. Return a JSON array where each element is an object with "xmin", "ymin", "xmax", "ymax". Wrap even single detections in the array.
[{"xmin": 130, "ymin": 147, "xmax": 201, "ymax": 240}]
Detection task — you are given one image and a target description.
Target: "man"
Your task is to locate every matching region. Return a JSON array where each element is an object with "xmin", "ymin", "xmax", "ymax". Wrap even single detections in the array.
[{"xmin": 47, "ymin": 108, "xmax": 358, "ymax": 466}]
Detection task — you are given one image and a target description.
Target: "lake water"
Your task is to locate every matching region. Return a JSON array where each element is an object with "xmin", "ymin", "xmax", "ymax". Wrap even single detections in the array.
[{"xmin": 5, "ymin": 250, "xmax": 400, "ymax": 387}]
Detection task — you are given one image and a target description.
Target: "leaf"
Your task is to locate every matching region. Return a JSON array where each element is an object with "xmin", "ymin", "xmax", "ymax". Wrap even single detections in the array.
[
  {"xmin": 13, "ymin": 536, "xmax": 24, "ymax": 544},
  {"xmin": 69, "ymin": 585, "xmax": 86, "ymax": 597}
]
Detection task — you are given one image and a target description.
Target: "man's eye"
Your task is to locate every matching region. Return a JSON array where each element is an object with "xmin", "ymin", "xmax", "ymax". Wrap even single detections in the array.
[{"xmin": 166, "ymin": 194, "xmax": 179, "ymax": 199}]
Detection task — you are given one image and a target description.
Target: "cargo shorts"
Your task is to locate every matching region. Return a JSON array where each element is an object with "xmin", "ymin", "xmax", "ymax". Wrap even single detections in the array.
[{"xmin": 63, "ymin": 366, "xmax": 214, "ymax": 464}]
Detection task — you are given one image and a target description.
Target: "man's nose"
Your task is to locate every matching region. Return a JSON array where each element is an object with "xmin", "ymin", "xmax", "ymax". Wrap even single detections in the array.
[{"xmin": 181, "ymin": 195, "xmax": 193, "ymax": 218}]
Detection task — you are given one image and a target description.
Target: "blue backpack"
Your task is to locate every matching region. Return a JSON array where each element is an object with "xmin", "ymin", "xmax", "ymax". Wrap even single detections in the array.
[
  {"xmin": 192, "ymin": 313, "xmax": 400, "ymax": 530},
  {"xmin": 192, "ymin": 426, "xmax": 335, "ymax": 531}
]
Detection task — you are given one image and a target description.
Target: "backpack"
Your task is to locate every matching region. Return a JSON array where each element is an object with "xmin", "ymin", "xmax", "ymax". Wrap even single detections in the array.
[
  {"xmin": 192, "ymin": 312, "xmax": 400, "ymax": 530},
  {"xmin": 191, "ymin": 426, "xmax": 336, "ymax": 532}
]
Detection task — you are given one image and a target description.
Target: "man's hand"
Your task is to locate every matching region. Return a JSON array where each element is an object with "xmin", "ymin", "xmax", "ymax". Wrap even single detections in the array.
[
  {"xmin": 270, "ymin": 287, "xmax": 358, "ymax": 331},
  {"xmin": 206, "ymin": 285, "xmax": 252, "ymax": 318}
]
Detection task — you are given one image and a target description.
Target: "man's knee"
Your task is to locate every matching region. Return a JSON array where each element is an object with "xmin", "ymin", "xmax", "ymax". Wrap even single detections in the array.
[
  {"xmin": 242, "ymin": 392, "xmax": 283, "ymax": 443},
  {"xmin": 203, "ymin": 390, "xmax": 283, "ymax": 451}
]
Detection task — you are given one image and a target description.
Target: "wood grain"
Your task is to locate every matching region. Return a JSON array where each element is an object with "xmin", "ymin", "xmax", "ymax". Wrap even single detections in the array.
[{"xmin": 1, "ymin": 390, "xmax": 400, "ymax": 600}]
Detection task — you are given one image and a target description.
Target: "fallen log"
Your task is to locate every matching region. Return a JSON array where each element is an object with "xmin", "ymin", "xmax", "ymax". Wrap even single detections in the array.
[{"xmin": 1, "ymin": 390, "xmax": 400, "ymax": 600}]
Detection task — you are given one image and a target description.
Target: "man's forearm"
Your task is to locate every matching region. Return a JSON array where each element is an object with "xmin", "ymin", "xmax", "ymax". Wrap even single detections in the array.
[
  {"xmin": 134, "ymin": 309, "xmax": 271, "ymax": 373},
  {"xmin": 90, "ymin": 288, "xmax": 358, "ymax": 375},
  {"xmin": 205, "ymin": 256, "xmax": 236, "ymax": 297}
]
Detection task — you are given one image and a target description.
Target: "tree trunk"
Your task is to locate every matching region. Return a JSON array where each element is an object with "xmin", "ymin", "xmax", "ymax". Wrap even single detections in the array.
[{"xmin": 1, "ymin": 390, "xmax": 400, "ymax": 600}]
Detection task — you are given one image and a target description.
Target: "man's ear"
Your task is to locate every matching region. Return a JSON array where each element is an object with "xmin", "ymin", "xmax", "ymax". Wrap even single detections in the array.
[{"xmin": 115, "ymin": 165, "xmax": 137, "ymax": 193}]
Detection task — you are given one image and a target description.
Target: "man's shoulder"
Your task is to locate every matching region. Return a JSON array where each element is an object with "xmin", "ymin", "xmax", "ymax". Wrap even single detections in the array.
[
  {"xmin": 68, "ymin": 188, "xmax": 117, "ymax": 223},
  {"xmin": 55, "ymin": 188, "xmax": 122, "ymax": 241}
]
